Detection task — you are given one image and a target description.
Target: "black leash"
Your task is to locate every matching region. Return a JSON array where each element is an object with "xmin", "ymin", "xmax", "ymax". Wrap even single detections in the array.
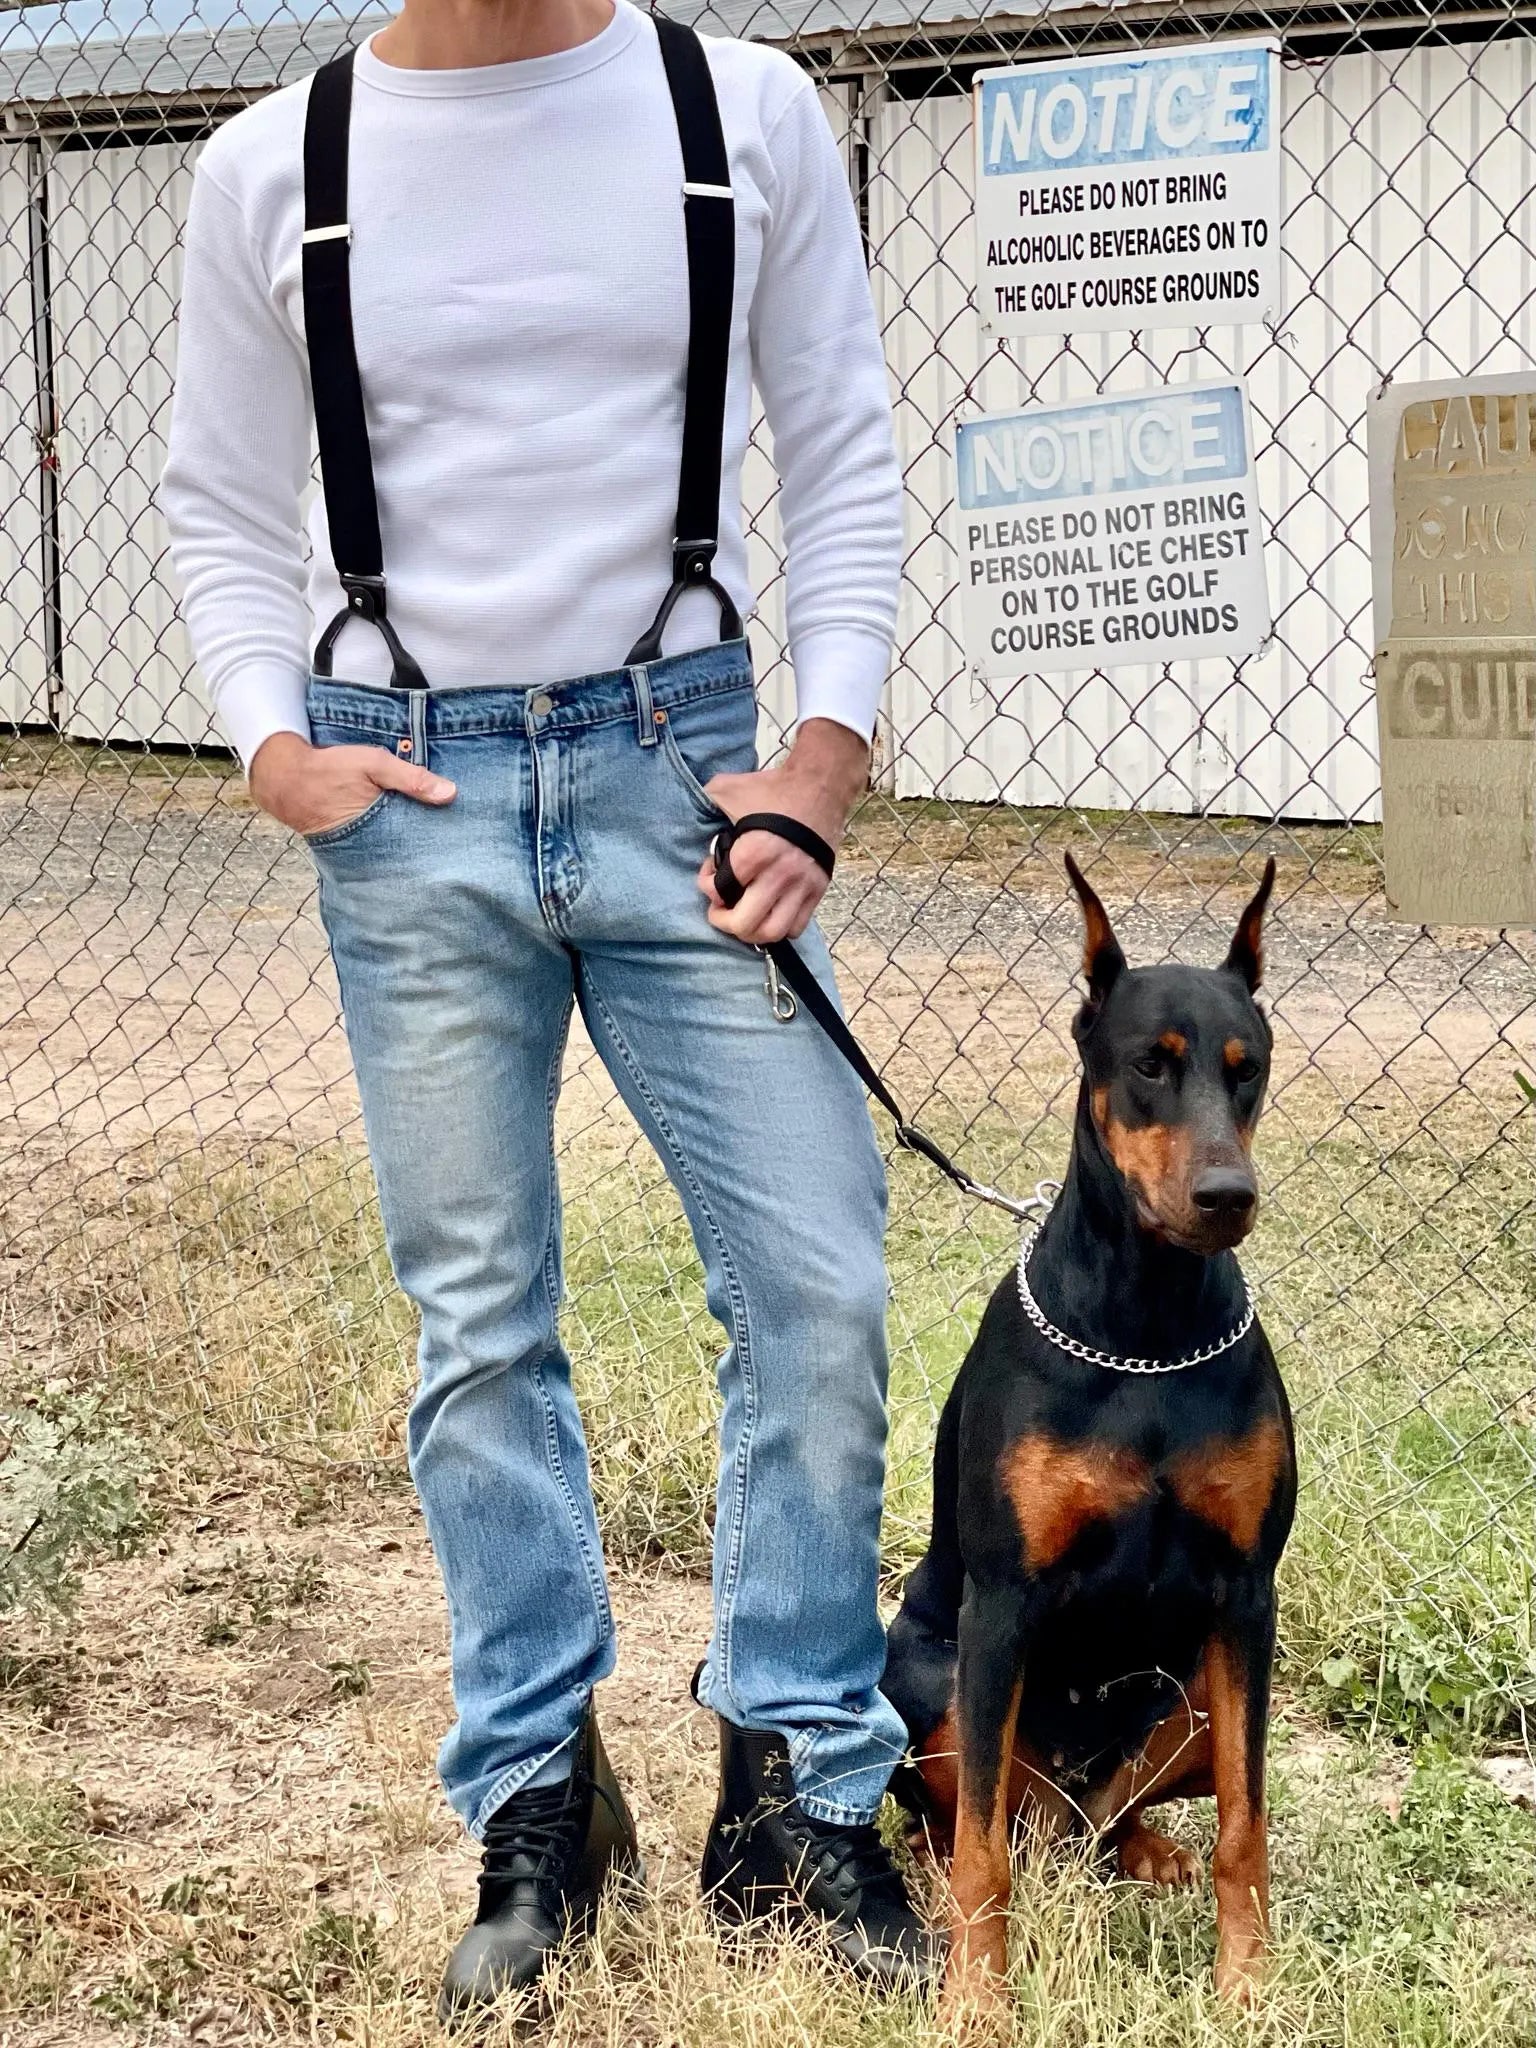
[{"xmin": 712, "ymin": 816, "xmax": 1054, "ymax": 1223}]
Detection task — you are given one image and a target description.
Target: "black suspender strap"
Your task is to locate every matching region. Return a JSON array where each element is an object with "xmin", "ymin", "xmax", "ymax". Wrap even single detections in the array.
[
  {"xmin": 301, "ymin": 47, "xmax": 427, "ymax": 689},
  {"xmin": 299, "ymin": 19, "xmax": 738, "ymax": 690},
  {"xmin": 625, "ymin": 17, "xmax": 743, "ymax": 665}
]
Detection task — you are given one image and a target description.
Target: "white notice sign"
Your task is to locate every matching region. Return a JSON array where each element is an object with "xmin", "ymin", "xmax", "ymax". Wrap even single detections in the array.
[
  {"xmin": 974, "ymin": 40, "xmax": 1281, "ymax": 336},
  {"xmin": 956, "ymin": 379, "xmax": 1270, "ymax": 679}
]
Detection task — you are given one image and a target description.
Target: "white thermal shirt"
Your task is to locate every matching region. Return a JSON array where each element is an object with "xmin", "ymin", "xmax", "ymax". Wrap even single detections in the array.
[{"xmin": 161, "ymin": 1, "xmax": 904, "ymax": 767}]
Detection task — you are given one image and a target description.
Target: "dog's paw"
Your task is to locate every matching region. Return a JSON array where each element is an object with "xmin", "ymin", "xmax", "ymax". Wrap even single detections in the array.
[
  {"xmin": 1115, "ymin": 1821, "xmax": 1202, "ymax": 1889},
  {"xmin": 938, "ymin": 1964, "xmax": 1011, "ymax": 2041},
  {"xmin": 1214, "ymin": 1939, "xmax": 1268, "ymax": 2007}
]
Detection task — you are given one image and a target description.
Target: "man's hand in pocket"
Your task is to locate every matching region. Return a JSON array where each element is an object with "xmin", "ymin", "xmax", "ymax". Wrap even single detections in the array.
[{"xmin": 248, "ymin": 731, "xmax": 457, "ymax": 837}]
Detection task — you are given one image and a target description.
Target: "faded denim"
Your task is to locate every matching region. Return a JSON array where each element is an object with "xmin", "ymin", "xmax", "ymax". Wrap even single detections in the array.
[{"xmin": 305, "ymin": 642, "xmax": 906, "ymax": 1833}]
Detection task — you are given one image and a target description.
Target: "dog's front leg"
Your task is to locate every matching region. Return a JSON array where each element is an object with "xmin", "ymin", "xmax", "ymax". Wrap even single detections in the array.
[
  {"xmin": 1205, "ymin": 1588, "xmax": 1277, "ymax": 2005},
  {"xmin": 943, "ymin": 1580, "xmax": 1028, "ymax": 2028}
]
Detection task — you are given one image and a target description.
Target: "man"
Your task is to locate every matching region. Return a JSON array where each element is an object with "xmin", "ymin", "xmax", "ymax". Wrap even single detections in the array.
[{"xmin": 162, "ymin": 0, "xmax": 935, "ymax": 2018}]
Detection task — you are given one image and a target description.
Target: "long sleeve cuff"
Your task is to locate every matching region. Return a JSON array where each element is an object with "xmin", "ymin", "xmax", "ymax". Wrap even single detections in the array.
[
  {"xmin": 791, "ymin": 624, "xmax": 891, "ymax": 741},
  {"xmin": 213, "ymin": 661, "xmax": 312, "ymax": 772}
]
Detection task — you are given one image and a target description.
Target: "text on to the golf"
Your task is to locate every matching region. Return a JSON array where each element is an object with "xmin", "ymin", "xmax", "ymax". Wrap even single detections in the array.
[
  {"xmin": 955, "ymin": 382, "xmax": 1271, "ymax": 678},
  {"xmin": 974, "ymin": 41, "xmax": 1281, "ymax": 337},
  {"xmin": 1369, "ymin": 380, "xmax": 1536, "ymax": 926}
]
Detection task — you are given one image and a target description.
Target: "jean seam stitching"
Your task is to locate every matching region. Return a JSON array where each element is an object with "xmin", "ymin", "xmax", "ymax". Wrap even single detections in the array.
[
  {"xmin": 799, "ymin": 1796, "xmax": 879, "ymax": 1826},
  {"xmin": 579, "ymin": 973, "xmax": 755, "ymax": 1705},
  {"xmin": 471, "ymin": 1725, "xmax": 580, "ymax": 1841},
  {"xmin": 533, "ymin": 999, "xmax": 612, "ymax": 1646}
]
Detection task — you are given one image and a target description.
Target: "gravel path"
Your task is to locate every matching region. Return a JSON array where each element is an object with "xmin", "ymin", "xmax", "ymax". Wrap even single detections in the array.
[{"xmin": 1, "ymin": 770, "xmax": 1530, "ymax": 1162}]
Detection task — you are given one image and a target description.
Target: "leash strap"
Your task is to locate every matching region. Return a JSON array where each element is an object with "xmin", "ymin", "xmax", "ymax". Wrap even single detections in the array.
[
  {"xmin": 712, "ymin": 818, "xmax": 1047, "ymax": 1221},
  {"xmin": 301, "ymin": 18, "xmax": 741, "ymax": 689},
  {"xmin": 712, "ymin": 811, "xmax": 834, "ymax": 907}
]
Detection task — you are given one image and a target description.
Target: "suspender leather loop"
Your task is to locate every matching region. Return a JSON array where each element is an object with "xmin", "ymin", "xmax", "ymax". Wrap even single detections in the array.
[
  {"xmin": 625, "ymin": 16, "xmax": 742, "ymax": 665},
  {"xmin": 302, "ymin": 46, "xmax": 428, "ymax": 689},
  {"xmin": 302, "ymin": 19, "xmax": 740, "ymax": 689}
]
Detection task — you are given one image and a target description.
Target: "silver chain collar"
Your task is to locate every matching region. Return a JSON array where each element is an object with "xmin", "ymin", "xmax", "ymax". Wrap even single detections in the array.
[{"xmin": 1015, "ymin": 1218, "xmax": 1256, "ymax": 1375}]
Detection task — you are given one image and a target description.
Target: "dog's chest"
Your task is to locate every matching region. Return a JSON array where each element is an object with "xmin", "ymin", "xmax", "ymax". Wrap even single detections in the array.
[
  {"xmin": 998, "ymin": 1419, "xmax": 1288, "ymax": 1573},
  {"xmin": 1000, "ymin": 1421, "xmax": 1286, "ymax": 1775}
]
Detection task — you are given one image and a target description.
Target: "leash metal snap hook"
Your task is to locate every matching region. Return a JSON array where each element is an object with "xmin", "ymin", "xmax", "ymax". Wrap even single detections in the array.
[{"xmin": 759, "ymin": 948, "xmax": 796, "ymax": 1022}]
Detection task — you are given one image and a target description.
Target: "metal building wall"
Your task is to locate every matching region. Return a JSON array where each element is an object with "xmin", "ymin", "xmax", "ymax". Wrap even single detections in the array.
[
  {"xmin": 874, "ymin": 37, "xmax": 1536, "ymax": 821},
  {"xmin": 8, "ymin": 39, "xmax": 1535, "ymax": 806},
  {"xmin": 46, "ymin": 135, "xmax": 205, "ymax": 744},
  {"xmin": 0, "ymin": 138, "xmax": 49, "ymax": 727}
]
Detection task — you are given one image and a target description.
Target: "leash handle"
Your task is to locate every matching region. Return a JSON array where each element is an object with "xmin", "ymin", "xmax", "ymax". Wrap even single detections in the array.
[{"xmin": 711, "ymin": 813, "xmax": 834, "ymax": 910}]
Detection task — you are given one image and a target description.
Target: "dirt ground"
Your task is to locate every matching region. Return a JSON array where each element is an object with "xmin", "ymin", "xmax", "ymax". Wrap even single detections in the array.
[
  {"xmin": 5, "ymin": 1475, "xmax": 1532, "ymax": 2048},
  {"xmin": 3, "ymin": 766, "xmax": 1533, "ymax": 2046},
  {"xmin": 2, "ymin": 765, "xmax": 1530, "ymax": 1172},
  {"xmin": 1, "ymin": 1484, "xmax": 721, "ymax": 2046}
]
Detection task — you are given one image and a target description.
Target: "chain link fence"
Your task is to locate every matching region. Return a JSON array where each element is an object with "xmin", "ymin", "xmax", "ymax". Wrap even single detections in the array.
[{"xmin": 1, "ymin": 0, "xmax": 1532, "ymax": 1745}]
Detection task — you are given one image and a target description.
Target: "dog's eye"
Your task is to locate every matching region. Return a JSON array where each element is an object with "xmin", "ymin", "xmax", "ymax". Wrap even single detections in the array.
[
  {"xmin": 1132, "ymin": 1054, "xmax": 1164, "ymax": 1079},
  {"xmin": 1232, "ymin": 1058, "xmax": 1262, "ymax": 1085}
]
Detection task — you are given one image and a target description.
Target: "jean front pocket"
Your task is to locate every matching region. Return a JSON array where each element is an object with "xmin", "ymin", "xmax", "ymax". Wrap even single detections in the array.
[
  {"xmin": 302, "ymin": 788, "xmax": 392, "ymax": 848},
  {"xmin": 300, "ymin": 698, "xmax": 414, "ymax": 850},
  {"xmin": 656, "ymin": 686, "xmax": 759, "ymax": 825}
]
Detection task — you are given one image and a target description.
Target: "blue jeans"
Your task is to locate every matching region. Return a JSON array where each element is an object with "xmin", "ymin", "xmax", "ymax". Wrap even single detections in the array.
[{"xmin": 305, "ymin": 641, "xmax": 906, "ymax": 1834}]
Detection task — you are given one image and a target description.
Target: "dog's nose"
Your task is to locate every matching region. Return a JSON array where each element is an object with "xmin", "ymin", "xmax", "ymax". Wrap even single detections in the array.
[{"xmin": 1192, "ymin": 1167, "xmax": 1256, "ymax": 1220}]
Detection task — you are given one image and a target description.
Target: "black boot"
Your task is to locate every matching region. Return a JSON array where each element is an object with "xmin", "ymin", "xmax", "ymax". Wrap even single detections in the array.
[
  {"xmin": 438, "ymin": 1702, "xmax": 640, "ymax": 2021},
  {"xmin": 700, "ymin": 1716, "xmax": 943, "ymax": 1990}
]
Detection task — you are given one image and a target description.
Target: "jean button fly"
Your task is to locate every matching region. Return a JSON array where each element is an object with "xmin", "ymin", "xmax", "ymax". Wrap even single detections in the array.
[{"xmin": 530, "ymin": 693, "xmax": 553, "ymax": 718}]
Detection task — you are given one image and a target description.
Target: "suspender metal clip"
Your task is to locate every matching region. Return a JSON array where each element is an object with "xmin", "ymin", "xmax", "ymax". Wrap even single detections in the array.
[
  {"xmin": 674, "ymin": 539, "xmax": 717, "ymax": 582},
  {"xmin": 340, "ymin": 571, "xmax": 388, "ymax": 622}
]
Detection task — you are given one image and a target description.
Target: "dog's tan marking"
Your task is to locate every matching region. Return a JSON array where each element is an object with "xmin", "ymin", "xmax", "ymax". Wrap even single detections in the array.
[
  {"xmin": 1083, "ymin": 1666, "xmax": 1213, "ymax": 1832},
  {"xmin": 947, "ymin": 1677, "xmax": 1023, "ymax": 2011},
  {"xmin": 1074, "ymin": 884, "xmax": 1117, "ymax": 982},
  {"xmin": 1115, "ymin": 1818, "xmax": 1203, "ymax": 1888},
  {"xmin": 1000, "ymin": 1433, "xmax": 1153, "ymax": 1570},
  {"xmin": 1223, "ymin": 1036, "xmax": 1249, "ymax": 1069},
  {"xmin": 1169, "ymin": 1418, "xmax": 1288, "ymax": 1554},
  {"xmin": 1205, "ymin": 1636, "xmax": 1271, "ymax": 2003},
  {"xmin": 914, "ymin": 1706, "xmax": 1079, "ymax": 1862},
  {"xmin": 1158, "ymin": 1029, "xmax": 1188, "ymax": 1058}
]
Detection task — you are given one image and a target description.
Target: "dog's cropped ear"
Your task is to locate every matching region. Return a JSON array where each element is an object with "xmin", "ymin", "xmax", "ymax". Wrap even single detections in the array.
[
  {"xmin": 1223, "ymin": 857, "xmax": 1277, "ymax": 992},
  {"xmin": 1064, "ymin": 851, "xmax": 1126, "ymax": 1009}
]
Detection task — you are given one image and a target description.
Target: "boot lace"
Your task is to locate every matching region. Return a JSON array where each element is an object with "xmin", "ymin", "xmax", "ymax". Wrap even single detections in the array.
[
  {"xmin": 478, "ymin": 1780, "xmax": 583, "ymax": 1901},
  {"xmin": 795, "ymin": 1814, "xmax": 909, "ymax": 1908}
]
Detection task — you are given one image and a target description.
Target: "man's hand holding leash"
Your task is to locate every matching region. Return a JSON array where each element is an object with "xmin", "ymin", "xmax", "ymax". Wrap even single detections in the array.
[{"xmin": 696, "ymin": 717, "xmax": 868, "ymax": 945}]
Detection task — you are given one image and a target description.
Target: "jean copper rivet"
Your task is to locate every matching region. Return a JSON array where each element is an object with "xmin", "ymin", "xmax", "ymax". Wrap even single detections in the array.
[
  {"xmin": 399, "ymin": 739, "xmax": 412, "ymax": 756},
  {"xmin": 654, "ymin": 709, "xmax": 668, "ymax": 725}
]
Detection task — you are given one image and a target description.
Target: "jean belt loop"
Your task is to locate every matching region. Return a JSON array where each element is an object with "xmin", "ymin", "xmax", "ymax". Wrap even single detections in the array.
[
  {"xmin": 631, "ymin": 665, "xmax": 658, "ymax": 748},
  {"xmin": 408, "ymin": 688, "xmax": 429, "ymax": 770}
]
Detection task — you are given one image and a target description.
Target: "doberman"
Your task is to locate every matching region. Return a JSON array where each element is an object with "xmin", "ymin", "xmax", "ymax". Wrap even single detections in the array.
[{"xmin": 884, "ymin": 853, "xmax": 1296, "ymax": 2019}]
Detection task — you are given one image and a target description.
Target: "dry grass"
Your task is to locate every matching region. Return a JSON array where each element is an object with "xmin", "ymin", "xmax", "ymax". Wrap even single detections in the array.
[
  {"xmin": 1, "ymin": 1490, "xmax": 1532, "ymax": 2048},
  {"xmin": 1, "ymin": 1090, "xmax": 1532, "ymax": 2043},
  {"xmin": 1, "ymin": 767, "xmax": 1531, "ymax": 2040},
  {"xmin": 17, "ymin": 1051, "xmax": 1523, "ymax": 1739}
]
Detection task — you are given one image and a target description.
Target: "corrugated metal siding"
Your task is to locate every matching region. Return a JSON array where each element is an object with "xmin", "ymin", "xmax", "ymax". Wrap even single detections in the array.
[
  {"xmin": 47, "ymin": 135, "xmax": 209, "ymax": 743},
  {"xmin": 873, "ymin": 39, "xmax": 1536, "ymax": 821},
  {"xmin": 0, "ymin": 140, "xmax": 49, "ymax": 727},
  {"xmin": 11, "ymin": 42, "xmax": 1534, "ymax": 792},
  {"xmin": 31, "ymin": 93, "xmax": 845, "ymax": 757}
]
